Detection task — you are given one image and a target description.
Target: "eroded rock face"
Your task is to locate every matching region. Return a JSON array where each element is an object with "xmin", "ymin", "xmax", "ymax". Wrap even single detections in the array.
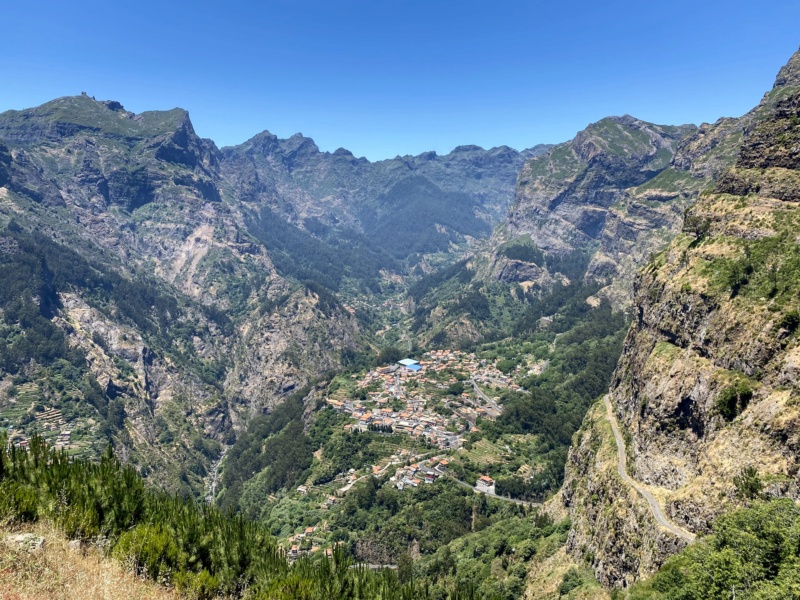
[
  {"xmin": 563, "ymin": 47, "xmax": 800, "ymax": 587},
  {"xmin": 0, "ymin": 95, "xmax": 362, "ymax": 492},
  {"xmin": 562, "ymin": 403, "xmax": 689, "ymax": 588}
]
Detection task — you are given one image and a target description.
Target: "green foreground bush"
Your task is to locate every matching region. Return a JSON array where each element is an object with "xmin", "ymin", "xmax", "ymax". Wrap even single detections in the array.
[
  {"xmin": 0, "ymin": 435, "xmax": 490, "ymax": 599},
  {"xmin": 620, "ymin": 499, "xmax": 800, "ymax": 600}
]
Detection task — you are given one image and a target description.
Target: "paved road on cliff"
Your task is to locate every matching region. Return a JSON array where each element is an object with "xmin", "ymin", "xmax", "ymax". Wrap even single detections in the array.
[{"xmin": 603, "ymin": 395, "xmax": 696, "ymax": 543}]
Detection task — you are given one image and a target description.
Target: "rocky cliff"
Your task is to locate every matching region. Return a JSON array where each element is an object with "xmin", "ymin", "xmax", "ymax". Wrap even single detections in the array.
[
  {"xmin": 484, "ymin": 113, "xmax": 752, "ymax": 308},
  {"xmin": 0, "ymin": 95, "xmax": 361, "ymax": 493},
  {"xmin": 408, "ymin": 113, "xmax": 745, "ymax": 348},
  {"xmin": 562, "ymin": 47, "xmax": 800, "ymax": 587}
]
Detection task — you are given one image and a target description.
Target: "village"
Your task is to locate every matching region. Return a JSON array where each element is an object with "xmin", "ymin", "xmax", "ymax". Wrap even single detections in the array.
[{"xmin": 326, "ymin": 349, "xmax": 523, "ymax": 451}]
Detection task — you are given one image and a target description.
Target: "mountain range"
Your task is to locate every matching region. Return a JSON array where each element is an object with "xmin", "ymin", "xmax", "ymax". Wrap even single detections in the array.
[{"xmin": 0, "ymin": 45, "xmax": 799, "ymax": 599}]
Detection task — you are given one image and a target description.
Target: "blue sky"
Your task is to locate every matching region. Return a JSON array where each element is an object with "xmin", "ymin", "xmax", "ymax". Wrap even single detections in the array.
[{"xmin": 2, "ymin": 1, "xmax": 799, "ymax": 160}]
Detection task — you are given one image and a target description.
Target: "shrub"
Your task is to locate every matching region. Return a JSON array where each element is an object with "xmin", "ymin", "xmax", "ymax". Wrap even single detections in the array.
[
  {"xmin": 715, "ymin": 380, "xmax": 753, "ymax": 421},
  {"xmin": 779, "ymin": 309, "xmax": 800, "ymax": 332},
  {"xmin": 733, "ymin": 466, "xmax": 763, "ymax": 501},
  {"xmin": 559, "ymin": 567, "xmax": 583, "ymax": 595}
]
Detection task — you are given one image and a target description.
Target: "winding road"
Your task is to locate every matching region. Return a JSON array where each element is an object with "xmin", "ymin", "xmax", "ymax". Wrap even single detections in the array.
[
  {"xmin": 603, "ymin": 395, "xmax": 696, "ymax": 543},
  {"xmin": 469, "ymin": 379, "xmax": 503, "ymax": 415}
]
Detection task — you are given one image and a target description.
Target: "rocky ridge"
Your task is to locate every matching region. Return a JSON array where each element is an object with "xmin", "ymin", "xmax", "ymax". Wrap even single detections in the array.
[
  {"xmin": 221, "ymin": 132, "xmax": 548, "ymax": 232},
  {"xmin": 483, "ymin": 113, "xmax": 752, "ymax": 308},
  {"xmin": 561, "ymin": 47, "xmax": 800, "ymax": 587},
  {"xmin": 0, "ymin": 95, "xmax": 362, "ymax": 491}
]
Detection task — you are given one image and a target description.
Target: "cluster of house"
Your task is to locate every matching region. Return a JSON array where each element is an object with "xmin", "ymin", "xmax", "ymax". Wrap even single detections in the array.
[
  {"xmin": 8, "ymin": 434, "xmax": 29, "ymax": 449},
  {"xmin": 390, "ymin": 458, "xmax": 450, "ymax": 490},
  {"xmin": 285, "ymin": 526, "xmax": 340, "ymax": 560},
  {"xmin": 296, "ymin": 483, "xmax": 342, "ymax": 510},
  {"xmin": 5, "ymin": 407, "xmax": 72, "ymax": 450},
  {"xmin": 327, "ymin": 358, "xmax": 467, "ymax": 449},
  {"xmin": 325, "ymin": 351, "xmax": 522, "ymax": 450}
]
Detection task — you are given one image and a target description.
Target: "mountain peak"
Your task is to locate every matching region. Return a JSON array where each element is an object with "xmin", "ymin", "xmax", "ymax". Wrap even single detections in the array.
[
  {"xmin": 773, "ymin": 46, "xmax": 800, "ymax": 89},
  {"xmin": 0, "ymin": 95, "xmax": 191, "ymax": 147}
]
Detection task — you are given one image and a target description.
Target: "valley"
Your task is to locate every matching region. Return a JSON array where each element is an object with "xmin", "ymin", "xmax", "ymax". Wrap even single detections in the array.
[{"xmin": 0, "ymin": 43, "xmax": 799, "ymax": 600}]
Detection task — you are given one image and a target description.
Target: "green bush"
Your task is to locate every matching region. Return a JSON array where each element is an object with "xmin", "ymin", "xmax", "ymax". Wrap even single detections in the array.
[
  {"xmin": 0, "ymin": 433, "xmax": 489, "ymax": 599},
  {"xmin": 715, "ymin": 380, "xmax": 753, "ymax": 421},
  {"xmin": 733, "ymin": 466, "xmax": 763, "ymax": 501},
  {"xmin": 558, "ymin": 567, "xmax": 583, "ymax": 595},
  {"xmin": 624, "ymin": 499, "xmax": 800, "ymax": 600},
  {"xmin": 778, "ymin": 309, "xmax": 800, "ymax": 332}
]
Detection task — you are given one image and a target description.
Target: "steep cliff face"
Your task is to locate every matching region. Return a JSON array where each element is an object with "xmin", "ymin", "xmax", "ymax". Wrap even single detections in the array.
[
  {"xmin": 563, "ymin": 48, "xmax": 800, "ymax": 586},
  {"xmin": 486, "ymin": 118, "xmax": 695, "ymax": 300}
]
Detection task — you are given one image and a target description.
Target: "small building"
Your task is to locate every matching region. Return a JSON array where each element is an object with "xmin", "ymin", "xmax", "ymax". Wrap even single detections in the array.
[
  {"xmin": 398, "ymin": 358, "xmax": 422, "ymax": 372},
  {"xmin": 297, "ymin": 485, "xmax": 308, "ymax": 495},
  {"xmin": 476, "ymin": 475, "xmax": 495, "ymax": 494}
]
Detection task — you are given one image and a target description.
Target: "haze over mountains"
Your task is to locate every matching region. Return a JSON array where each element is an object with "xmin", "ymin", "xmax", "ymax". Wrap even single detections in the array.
[{"xmin": 0, "ymin": 46, "xmax": 799, "ymax": 600}]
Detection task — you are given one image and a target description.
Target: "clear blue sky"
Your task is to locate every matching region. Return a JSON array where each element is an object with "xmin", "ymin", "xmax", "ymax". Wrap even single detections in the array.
[{"xmin": 2, "ymin": 1, "xmax": 799, "ymax": 160}]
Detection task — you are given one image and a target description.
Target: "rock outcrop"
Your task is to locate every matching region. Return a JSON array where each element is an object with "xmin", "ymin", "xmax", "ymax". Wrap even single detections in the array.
[{"xmin": 483, "ymin": 110, "xmax": 754, "ymax": 308}]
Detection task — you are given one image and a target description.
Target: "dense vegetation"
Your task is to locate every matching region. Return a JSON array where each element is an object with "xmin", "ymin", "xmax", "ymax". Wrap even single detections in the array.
[
  {"xmin": 620, "ymin": 499, "xmax": 800, "ymax": 600},
  {"xmin": 246, "ymin": 206, "xmax": 396, "ymax": 293},
  {"xmin": 359, "ymin": 176, "xmax": 491, "ymax": 261},
  {"xmin": 416, "ymin": 515, "xmax": 582, "ymax": 599},
  {"xmin": 460, "ymin": 283, "xmax": 628, "ymax": 500},
  {"xmin": 0, "ymin": 434, "xmax": 490, "ymax": 599},
  {"xmin": 219, "ymin": 389, "xmax": 313, "ymax": 514},
  {"xmin": 500, "ymin": 243, "xmax": 544, "ymax": 265},
  {"xmin": 330, "ymin": 477, "xmax": 526, "ymax": 560}
]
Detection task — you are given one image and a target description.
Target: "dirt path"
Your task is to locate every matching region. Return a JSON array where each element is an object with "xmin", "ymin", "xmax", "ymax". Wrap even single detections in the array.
[{"xmin": 603, "ymin": 395, "xmax": 696, "ymax": 542}]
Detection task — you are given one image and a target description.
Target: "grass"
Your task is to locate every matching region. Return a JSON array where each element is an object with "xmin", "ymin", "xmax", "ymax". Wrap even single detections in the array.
[
  {"xmin": 0, "ymin": 95, "xmax": 187, "ymax": 146},
  {"xmin": 526, "ymin": 143, "xmax": 584, "ymax": 181},
  {"xmin": 0, "ymin": 521, "xmax": 177, "ymax": 600},
  {"xmin": 589, "ymin": 118, "xmax": 655, "ymax": 157},
  {"xmin": 633, "ymin": 168, "xmax": 702, "ymax": 195}
]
